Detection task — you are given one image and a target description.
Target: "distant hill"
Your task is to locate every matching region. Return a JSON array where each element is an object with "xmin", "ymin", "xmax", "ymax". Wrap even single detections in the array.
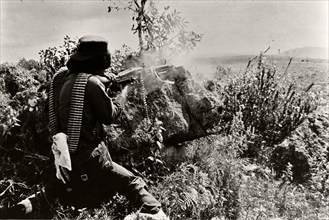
[
  {"xmin": 279, "ymin": 47, "xmax": 328, "ymax": 60},
  {"xmin": 193, "ymin": 55, "xmax": 251, "ymax": 65}
]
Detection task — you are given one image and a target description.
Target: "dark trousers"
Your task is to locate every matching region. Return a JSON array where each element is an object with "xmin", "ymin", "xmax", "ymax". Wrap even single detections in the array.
[{"xmin": 28, "ymin": 155, "xmax": 161, "ymax": 218}]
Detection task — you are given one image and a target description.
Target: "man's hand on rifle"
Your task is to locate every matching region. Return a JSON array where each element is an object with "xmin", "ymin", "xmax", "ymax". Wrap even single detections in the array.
[
  {"xmin": 104, "ymin": 72, "xmax": 116, "ymax": 82},
  {"xmin": 94, "ymin": 73, "xmax": 122, "ymax": 97},
  {"xmin": 104, "ymin": 72, "xmax": 123, "ymax": 97},
  {"xmin": 95, "ymin": 73, "xmax": 116, "ymax": 87}
]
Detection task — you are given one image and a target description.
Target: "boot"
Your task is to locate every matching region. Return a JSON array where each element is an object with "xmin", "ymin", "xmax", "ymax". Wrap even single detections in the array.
[{"xmin": 124, "ymin": 209, "xmax": 169, "ymax": 220}]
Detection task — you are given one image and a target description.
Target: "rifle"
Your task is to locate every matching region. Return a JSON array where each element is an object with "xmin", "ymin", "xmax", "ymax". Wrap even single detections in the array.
[
  {"xmin": 93, "ymin": 64, "xmax": 174, "ymax": 120},
  {"xmin": 108, "ymin": 64, "xmax": 174, "ymax": 93},
  {"xmin": 116, "ymin": 65, "xmax": 173, "ymax": 84}
]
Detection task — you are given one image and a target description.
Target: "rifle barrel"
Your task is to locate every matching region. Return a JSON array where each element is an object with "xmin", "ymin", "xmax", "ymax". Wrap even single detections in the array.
[{"xmin": 115, "ymin": 65, "xmax": 174, "ymax": 85}]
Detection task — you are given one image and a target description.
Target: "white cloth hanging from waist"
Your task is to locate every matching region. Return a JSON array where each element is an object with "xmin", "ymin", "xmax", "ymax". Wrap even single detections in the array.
[{"xmin": 51, "ymin": 132, "xmax": 72, "ymax": 184}]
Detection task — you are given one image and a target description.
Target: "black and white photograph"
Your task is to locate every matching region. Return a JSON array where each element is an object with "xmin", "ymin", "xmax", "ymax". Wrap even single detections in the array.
[{"xmin": 0, "ymin": 0, "xmax": 328, "ymax": 219}]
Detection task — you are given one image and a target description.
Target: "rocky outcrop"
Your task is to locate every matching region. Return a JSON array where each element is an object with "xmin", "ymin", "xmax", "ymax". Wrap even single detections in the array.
[
  {"xmin": 106, "ymin": 66, "xmax": 223, "ymax": 155},
  {"xmin": 163, "ymin": 134, "xmax": 225, "ymax": 164}
]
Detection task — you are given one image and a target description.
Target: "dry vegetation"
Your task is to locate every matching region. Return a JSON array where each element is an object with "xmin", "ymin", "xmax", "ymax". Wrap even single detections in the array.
[{"xmin": 0, "ymin": 37, "xmax": 329, "ymax": 219}]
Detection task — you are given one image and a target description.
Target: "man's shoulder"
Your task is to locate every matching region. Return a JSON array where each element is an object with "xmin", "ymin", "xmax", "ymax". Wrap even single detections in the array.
[
  {"xmin": 86, "ymin": 75, "xmax": 106, "ymax": 91},
  {"xmin": 88, "ymin": 75, "xmax": 102, "ymax": 85},
  {"xmin": 52, "ymin": 67, "xmax": 69, "ymax": 81}
]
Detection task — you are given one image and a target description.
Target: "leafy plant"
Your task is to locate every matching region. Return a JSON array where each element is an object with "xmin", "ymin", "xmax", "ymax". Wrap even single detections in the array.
[
  {"xmin": 142, "ymin": 1, "xmax": 202, "ymax": 56},
  {"xmin": 149, "ymin": 163, "xmax": 219, "ymax": 219},
  {"xmin": 39, "ymin": 35, "xmax": 78, "ymax": 78},
  {"xmin": 17, "ymin": 58, "xmax": 41, "ymax": 71},
  {"xmin": 0, "ymin": 62, "xmax": 51, "ymax": 191},
  {"xmin": 108, "ymin": 0, "xmax": 202, "ymax": 59},
  {"xmin": 126, "ymin": 118, "xmax": 170, "ymax": 182},
  {"xmin": 217, "ymin": 54, "xmax": 316, "ymax": 161},
  {"xmin": 110, "ymin": 44, "xmax": 139, "ymax": 74}
]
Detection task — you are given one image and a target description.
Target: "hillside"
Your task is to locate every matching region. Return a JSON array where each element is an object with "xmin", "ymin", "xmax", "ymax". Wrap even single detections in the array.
[
  {"xmin": 185, "ymin": 54, "xmax": 328, "ymax": 86},
  {"xmin": 1, "ymin": 52, "xmax": 329, "ymax": 219},
  {"xmin": 279, "ymin": 47, "xmax": 328, "ymax": 60}
]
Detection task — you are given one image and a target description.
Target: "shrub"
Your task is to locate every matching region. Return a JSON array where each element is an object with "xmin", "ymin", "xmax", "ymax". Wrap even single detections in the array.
[
  {"xmin": 39, "ymin": 35, "xmax": 77, "ymax": 78},
  {"xmin": 110, "ymin": 45, "xmax": 140, "ymax": 74},
  {"xmin": 147, "ymin": 113, "xmax": 250, "ymax": 220},
  {"xmin": 214, "ymin": 55, "xmax": 316, "ymax": 162},
  {"xmin": 149, "ymin": 163, "xmax": 220, "ymax": 219},
  {"xmin": 17, "ymin": 58, "xmax": 41, "ymax": 71},
  {"xmin": 270, "ymin": 107, "xmax": 329, "ymax": 183},
  {"xmin": 0, "ymin": 63, "xmax": 51, "ymax": 189},
  {"xmin": 0, "ymin": 92, "xmax": 19, "ymax": 140},
  {"xmin": 0, "ymin": 64, "xmax": 42, "ymax": 97}
]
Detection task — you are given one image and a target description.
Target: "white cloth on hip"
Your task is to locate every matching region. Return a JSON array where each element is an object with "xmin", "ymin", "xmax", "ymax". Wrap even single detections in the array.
[{"xmin": 51, "ymin": 132, "xmax": 72, "ymax": 184}]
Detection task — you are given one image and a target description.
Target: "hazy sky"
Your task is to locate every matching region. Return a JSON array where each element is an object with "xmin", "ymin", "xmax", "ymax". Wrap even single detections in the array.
[{"xmin": 1, "ymin": 0, "xmax": 328, "ymax": 63}]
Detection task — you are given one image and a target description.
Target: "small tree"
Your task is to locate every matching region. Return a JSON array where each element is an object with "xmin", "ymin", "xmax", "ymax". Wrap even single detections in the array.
[
  {"xmin": 39, "ymin": 35, "xmax": 78, "ymax": 79},
  {"xmin": 17, "ymin": 58, "xmax": 41, "ymax": 71},
  {"xmin": 108, "ymin": 0, "xmax": 202, "ymax": 59}
]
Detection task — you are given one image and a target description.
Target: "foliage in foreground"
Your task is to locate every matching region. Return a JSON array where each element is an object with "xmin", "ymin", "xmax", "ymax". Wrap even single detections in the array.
[
  {"xmin": 51, "ymin": 116, "xmax": 329, "ymax": 220},
  {"xmin": 1, "ymin": 45, "xmax": 328, "ymax": 219}
]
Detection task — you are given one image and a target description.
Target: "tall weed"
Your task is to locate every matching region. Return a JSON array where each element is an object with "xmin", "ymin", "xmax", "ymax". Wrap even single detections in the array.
[{"xmin": 214, "ymin": 55, "xmax": 316, "ymax": 162}]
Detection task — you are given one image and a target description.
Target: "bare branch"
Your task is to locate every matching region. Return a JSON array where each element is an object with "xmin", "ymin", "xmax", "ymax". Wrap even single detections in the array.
[
  {"xmin": 246, "ymin": 46, "xmax": 271, "ymax": 70},
  {"xmin": 279, "ymin": 57, "xmax": 293, "ymax": 80}
]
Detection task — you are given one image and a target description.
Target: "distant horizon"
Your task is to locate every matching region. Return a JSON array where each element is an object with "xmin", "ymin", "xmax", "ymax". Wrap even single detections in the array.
[
  {"xmin": 1, "ymin": 45, "xmax": 328, "ymax": 65},
  {"xmin": 1, "ymin": 1, "xmax": 327, "ymax": 64},
  {"xmin": 191, "ymin": 46, "xmax": 329, "ymax": 57}
]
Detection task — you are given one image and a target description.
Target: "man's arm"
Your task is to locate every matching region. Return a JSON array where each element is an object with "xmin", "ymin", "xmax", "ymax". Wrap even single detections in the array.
[{"xmin": 86, "ymin": 76, "xmax": 122, "ymax": 124}]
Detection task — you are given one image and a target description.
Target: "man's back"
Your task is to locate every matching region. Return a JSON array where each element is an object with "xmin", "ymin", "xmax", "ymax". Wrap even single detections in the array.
[{"xmin": 57, "ymin": 71, "xmax": 121, "ymax": 153}]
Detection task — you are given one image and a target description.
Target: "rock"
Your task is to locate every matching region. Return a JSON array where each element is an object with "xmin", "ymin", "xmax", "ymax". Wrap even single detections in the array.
[
  {"xmin": 271, "ymin": 105, "xmax": 329, "ymax": 183},
  {"xmin": 163, "ymin": 134, "xmax": 227, "ymax": 164},
  {"xmin": 106, "ymin": 66, "xmax": 223, "ymax": 156}
]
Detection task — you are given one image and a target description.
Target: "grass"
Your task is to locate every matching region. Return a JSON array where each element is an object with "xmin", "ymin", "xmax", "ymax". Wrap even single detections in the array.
[{"xmin": 1, "ymin": 54, "xmax": 328, "ymax": 219}]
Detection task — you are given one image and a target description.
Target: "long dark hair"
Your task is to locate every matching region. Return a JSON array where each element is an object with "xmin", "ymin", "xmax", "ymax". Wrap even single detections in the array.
[{"xmin": 66, "ymin": 53, "xmax": 111, "ymax": 73}]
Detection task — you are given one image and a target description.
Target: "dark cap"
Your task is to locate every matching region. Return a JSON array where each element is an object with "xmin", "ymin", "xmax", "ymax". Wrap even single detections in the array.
[{"xmin": 70, "ymin": 35, "xmax": 109, "ymax": 61}]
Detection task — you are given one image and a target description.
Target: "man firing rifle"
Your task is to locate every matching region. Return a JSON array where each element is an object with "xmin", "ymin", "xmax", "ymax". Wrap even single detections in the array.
[{"xmin": 0, "ymin": 35, "xmax": 168, "ymax": 219}]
